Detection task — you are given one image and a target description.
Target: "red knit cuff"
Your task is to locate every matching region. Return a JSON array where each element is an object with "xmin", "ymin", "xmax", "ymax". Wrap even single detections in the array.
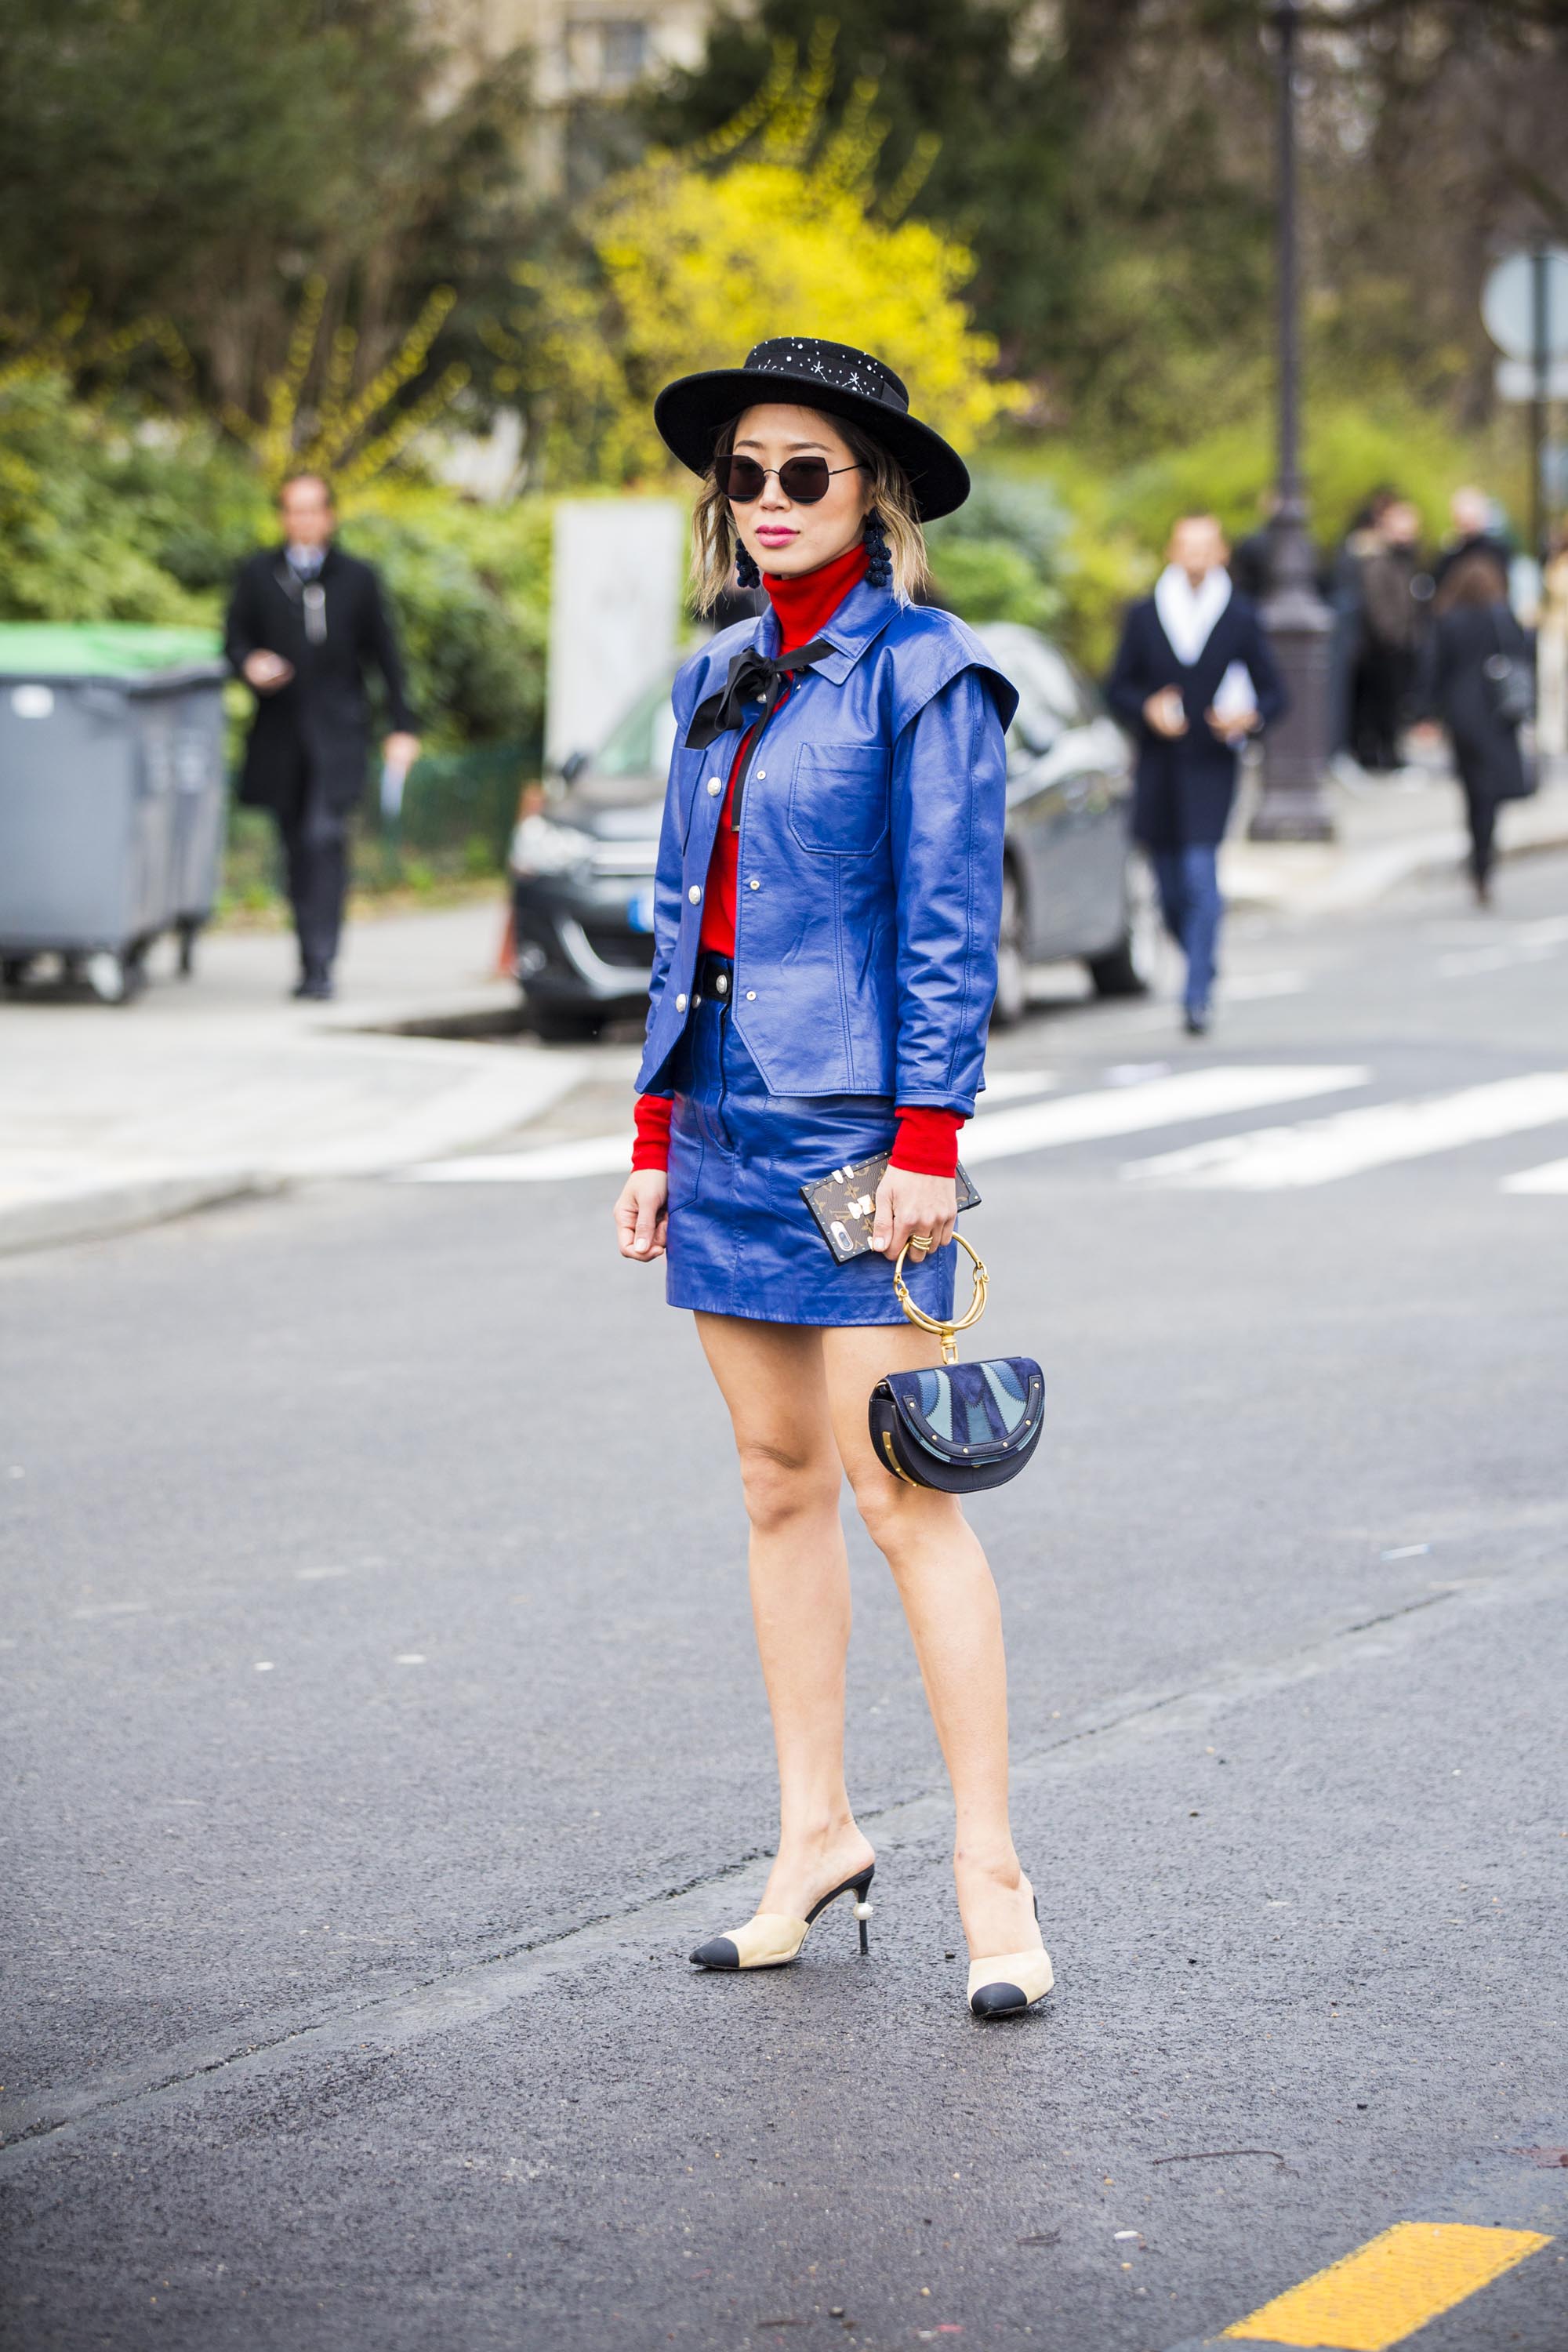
[
  {"xmin": 890, "ymin": 1105, "xmax": 964, "ymax": 1178},
  {"xmin": 632, "ymin": 1093, "xmax": 673, "ymax": 1172}
]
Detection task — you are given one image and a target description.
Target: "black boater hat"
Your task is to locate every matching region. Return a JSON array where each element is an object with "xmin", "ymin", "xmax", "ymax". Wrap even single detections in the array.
[{"xmin": 654, "ymin": 337, "xmax": 971, "ymax": 523}]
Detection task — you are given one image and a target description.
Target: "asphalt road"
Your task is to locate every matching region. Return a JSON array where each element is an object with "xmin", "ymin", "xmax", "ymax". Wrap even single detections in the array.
[{"xmin": 3, "ymin": 850, "xmax": 1567, "ymax": 2352}]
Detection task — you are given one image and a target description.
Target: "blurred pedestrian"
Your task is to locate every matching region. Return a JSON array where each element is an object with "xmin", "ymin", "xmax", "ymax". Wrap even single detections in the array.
[
  {"xmin": 1432, "ymin": 486, "xmax": 1513, "ymax": 593},
  {"xmin": 1327, "ymin": 488, "xmax": 1393, "ymax": 768},
  {"xmin": 1352, "ymin": 498, "xmax": 1426, "ymax": 772},
  {"xmin": 225, "ymin": 473, "xmax": 419, "ymax": 1001},
  {"xmin": 1229, "ymin": 492, "xmax": 1279, "ymax": 603},
  {"xmin": 1106, "ymin": 514, "xmax": 1287, "ymax": 1035},
  {"xmin": 1416, "ymin": 550, "xmax": 1534, "ymax": 906}
]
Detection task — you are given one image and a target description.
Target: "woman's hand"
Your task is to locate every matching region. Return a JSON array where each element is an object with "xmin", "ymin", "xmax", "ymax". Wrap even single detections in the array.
[
  {"xmin": 615, "ymin": 1170, "xmax": 669, "ymax": 1260},
  {"xmin": 871, "ymin": 1167, "xmax": 958, "ymax": 1262}
]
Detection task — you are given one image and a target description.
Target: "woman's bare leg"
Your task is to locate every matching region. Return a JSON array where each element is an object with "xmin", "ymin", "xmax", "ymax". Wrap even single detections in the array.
[
  {"xmin": 695, "ymin": 1312, "xmax": 877, "ymax": 1918},
  {"xmin": 822, "ymin": 1323, "xmax": 1043, "ymax": 1963}
]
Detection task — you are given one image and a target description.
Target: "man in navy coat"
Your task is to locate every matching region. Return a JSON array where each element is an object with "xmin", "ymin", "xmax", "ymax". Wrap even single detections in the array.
[
  {"xmin": 1106, "ymin": 515, "xmax": 1287, "ymax": 1033},
  {"xmin": 225, "ymin": 473, "xmax": 419, "ymax": 1000}
]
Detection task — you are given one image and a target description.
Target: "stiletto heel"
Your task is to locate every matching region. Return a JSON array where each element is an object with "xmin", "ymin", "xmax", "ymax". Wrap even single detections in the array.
[
  {"xmin": 691, "ymin": 1863, "xmax": 876, "ymax": 1972},
  {"xmin": 967, "ymin": 1886, "xmax": 1052, "ymax": 2019}
]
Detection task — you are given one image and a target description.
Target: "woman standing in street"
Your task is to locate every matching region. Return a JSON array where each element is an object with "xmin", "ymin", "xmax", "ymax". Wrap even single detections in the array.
[
  {"xmin": 1417, "ymin": 550, "xmax": 1534, "ymax": 905},
  {"xmin": 611, "ymin": 339, "xmax": 1051, "ymax": 2020}
]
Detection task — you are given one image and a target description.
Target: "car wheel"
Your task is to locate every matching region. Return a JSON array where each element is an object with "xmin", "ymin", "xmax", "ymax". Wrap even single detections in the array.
[
  {"xmin": 991, "ymin": 862, "xmax": 1029, "ymax": 1028},
  {"xmin": 524, "ymin": 993, "xmax": 604, "ymax": 1044},
  {"xmin": 1085, "ymin": 853, "xmax": 1159, "ymax": 999}
]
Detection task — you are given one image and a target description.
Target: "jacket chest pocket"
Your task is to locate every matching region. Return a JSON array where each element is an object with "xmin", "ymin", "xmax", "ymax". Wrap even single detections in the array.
[{"xmin": 788, "ymin": 745, "xmax": 891, "ymax": 856}]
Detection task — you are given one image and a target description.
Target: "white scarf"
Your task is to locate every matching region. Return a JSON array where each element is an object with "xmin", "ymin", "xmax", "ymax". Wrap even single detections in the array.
[{"xmin": 1153, "ymin": 563, "xmax": 1232, "ymax": 666}]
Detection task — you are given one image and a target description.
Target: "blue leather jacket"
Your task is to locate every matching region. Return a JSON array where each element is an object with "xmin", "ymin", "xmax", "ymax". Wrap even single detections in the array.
[{"xmin": 635, "ymin": 577, "xmax": 1018, "ymax": 1115}]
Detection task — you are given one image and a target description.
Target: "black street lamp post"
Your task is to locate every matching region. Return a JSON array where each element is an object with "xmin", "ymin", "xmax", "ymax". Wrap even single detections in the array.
[{"xmin": 1250, "ymin": 0, "xmax": 1336, "ymax": 842}]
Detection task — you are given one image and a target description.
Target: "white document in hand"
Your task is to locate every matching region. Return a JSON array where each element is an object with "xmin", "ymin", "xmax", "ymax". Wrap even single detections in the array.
[
  {"xmin": 380, "ymin": 759, "xmax": 410, "ymax": 822},
  {"xmin": 1212, "ymin": 661, "xmax": 1258, "ymax": 728}
]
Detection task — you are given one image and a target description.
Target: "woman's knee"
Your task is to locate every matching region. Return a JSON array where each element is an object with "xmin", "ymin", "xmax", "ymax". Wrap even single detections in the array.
[
  {"xmin": 848, "ymin": 1465, "xmax": 953, "ymax": 1560},
  {"xmin": 736, "ymin": 1438, "xmax": 840, "ymax": 1534}
]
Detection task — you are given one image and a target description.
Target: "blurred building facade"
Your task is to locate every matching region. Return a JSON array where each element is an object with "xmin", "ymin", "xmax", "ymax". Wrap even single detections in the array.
[{"xmin": 435, "ymin": 0, "xmax": 716, "ymax": 184}]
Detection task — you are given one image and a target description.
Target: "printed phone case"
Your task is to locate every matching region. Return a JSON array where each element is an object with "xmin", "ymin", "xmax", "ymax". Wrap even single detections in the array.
[{"xmin": 800, "ymin": 1151, "xmax": 981, "ymax": 1264}]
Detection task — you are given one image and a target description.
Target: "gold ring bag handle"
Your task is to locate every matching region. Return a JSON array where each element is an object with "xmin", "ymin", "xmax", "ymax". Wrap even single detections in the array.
[
  {"xmin": 893, "ymin": 1232, "xmax": 989, "ymax": 1365},
  {"xmin": 873, "ymin": 1236, "xmax": 1040, "ymax": 1491}
]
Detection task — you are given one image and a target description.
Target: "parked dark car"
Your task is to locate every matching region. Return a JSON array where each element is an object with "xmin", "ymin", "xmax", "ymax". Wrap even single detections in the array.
[{"xmin": 510, "ymin": 621, "xmax": 1153, "ymax": 1040}]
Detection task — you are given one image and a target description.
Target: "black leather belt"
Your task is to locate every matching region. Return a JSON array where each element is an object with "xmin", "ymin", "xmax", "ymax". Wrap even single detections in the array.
[{"xmin": 695, "ymin": 951, "xmax": 733, "ymax": 1000}]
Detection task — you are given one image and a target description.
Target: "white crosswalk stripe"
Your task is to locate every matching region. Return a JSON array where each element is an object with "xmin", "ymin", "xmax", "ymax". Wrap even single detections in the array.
[
  {"xmin": 960, "ymin": 1065, "xmax": 1369, "ymax": 1165},
  {"xmin": 401, "ymin": 1134, "xmax": 636, "ymax": 1182},
  {"xmin": 973, "ymin": 1069, "xmax": 1059, "ymax": 1104},
  {"xmin": 1123, "ymin": 1072, "xmax": 1568, "ymax": 1190},
  {"xmin": 399, "ymin": 1065, "xmax": 1369, "ymax": 1185},
  {"xmin": 397, "ymin": 1063, "xmax": 1568, "ymax": 1194},
  {"xmin": 1501, "ymin": 1156, "xmax": 1568, "ymax": 1195}
]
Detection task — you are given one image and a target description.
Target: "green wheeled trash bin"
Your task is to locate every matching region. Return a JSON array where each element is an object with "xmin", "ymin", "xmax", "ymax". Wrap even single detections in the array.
[{"xmin": 0, "ymin": 622, "xmax": 229, "ymax": 1003}]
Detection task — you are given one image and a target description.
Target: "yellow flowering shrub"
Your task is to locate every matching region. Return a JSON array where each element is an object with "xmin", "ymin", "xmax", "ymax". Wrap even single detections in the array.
[{"xmin": 509, "ymin": 151, "xmax": 1025, "ymax": 487}]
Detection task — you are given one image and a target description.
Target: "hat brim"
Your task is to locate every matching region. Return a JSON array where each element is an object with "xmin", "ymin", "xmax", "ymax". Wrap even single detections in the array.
[{"xmin": 653, "ymin": 368, "xmax": 971, "ymax": 523}]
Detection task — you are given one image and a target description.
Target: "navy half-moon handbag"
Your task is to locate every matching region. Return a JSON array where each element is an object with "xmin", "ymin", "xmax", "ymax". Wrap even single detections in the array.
[{"xmin": 868, "ymin": 1236, "xmax": 1044, "ymax": 1494}]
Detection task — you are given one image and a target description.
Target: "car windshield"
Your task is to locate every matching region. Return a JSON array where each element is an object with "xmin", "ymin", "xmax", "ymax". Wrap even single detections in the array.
[
  {"xmin": 978, "ymin": 622, "xmax": 1100, "ymax": 757},
  {"xmin": 587, "ymin": 674, "xmax": 679, "ymax": 793}
]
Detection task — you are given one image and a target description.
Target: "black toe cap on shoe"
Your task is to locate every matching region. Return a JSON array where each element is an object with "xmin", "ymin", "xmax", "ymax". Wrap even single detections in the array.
[
  {"xmin": 969, "ymin": 1980, "xmax": 1028, "ymax": 2017},
  {"xmin": 690, "ymin": 1936, "xmax": 741, "ymax": 1970}
]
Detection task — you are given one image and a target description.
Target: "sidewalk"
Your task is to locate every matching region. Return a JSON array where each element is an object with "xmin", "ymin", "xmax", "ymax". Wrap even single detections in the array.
[
  {"xmin": 0, "ymin": 901, "xmax": 590, "ymax": 1256},
  {"xmin": 1222, "ymin": 753, "xmax": 1568, "ymax": 913},
  {"xmin": 2, "ymin": 762, "xmax": 1566, "ymax": 1259}
]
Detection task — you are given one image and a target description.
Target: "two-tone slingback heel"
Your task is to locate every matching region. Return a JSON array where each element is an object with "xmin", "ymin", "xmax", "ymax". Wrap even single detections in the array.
[
  {"xmin": 689, "ymin": 1863, "xmax": 876, "ymax": 1971},
  {"xmin": 967, "ymin": 1888, "xmax": 1053, "ymax": 2019}
]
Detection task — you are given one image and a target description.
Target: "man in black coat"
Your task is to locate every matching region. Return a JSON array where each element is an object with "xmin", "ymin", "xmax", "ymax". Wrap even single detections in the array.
[
  {"xmin": 1432, "ymin": 485, "xmax": 1514, "ymax": 596},
  {"xmin": 225, "ymin": 473, "xmax": 419, "ymax": 999},
  {"xmin": 1106, "ymin": 515, "xmax": 1287, "ymax": 1033}
]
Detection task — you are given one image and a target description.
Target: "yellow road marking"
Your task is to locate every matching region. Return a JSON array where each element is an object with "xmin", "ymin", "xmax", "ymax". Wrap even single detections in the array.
[{"xmin": 1221, "ymin": 2221, "xmax": 1552, "ymax": 2350}]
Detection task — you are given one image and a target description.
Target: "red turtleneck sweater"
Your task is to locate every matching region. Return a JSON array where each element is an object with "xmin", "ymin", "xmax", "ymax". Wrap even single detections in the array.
[{"xmin": 633, "ymin": 540, "xmax": 963, "ymax": 1180}]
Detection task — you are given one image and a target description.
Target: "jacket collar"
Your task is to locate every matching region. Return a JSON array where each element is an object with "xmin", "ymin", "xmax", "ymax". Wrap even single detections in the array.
[
  {"xmin": 273, "ymin": 541, "xmax": 341, "ymax": 578},
  {"xmin": 756, "ymin": 574, "xmax": 898, "ymax": 683}
]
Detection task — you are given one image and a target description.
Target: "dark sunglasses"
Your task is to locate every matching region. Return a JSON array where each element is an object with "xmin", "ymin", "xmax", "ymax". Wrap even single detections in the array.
[{"xmin": 717, "ymin": 454, "xmax": 866, "ymax": 506}]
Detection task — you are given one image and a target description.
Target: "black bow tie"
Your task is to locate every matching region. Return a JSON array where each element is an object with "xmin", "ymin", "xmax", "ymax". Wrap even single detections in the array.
[{"xmin": 684, "ymin": 638, "xmax": 836, "ymax": 750}]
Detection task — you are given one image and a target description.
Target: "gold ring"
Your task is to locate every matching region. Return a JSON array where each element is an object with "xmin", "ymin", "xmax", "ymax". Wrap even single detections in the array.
[{"xmin": 910, "ymin": 1233, "xmax": 935, "ymax": 1250}]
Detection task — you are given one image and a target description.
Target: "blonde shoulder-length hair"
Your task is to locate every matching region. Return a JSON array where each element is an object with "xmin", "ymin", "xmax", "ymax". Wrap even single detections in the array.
[{"xmin": 691, "ymin": 412, "xmax": 930, "ymax": 614}]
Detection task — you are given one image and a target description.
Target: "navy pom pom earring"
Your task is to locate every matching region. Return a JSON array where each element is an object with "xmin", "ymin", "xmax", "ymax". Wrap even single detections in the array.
[
  {"xmin": 735, "ymin": 541, "xmax": 761, "ymax": 590},
  {"xmin": 863, "ymin": 510, "xmax": 893, "ymax": 588}
]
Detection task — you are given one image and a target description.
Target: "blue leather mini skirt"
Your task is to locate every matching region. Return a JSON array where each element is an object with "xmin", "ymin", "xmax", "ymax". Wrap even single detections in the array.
[{"xmin": 665, "ymin": 971, "xmax": 957, "ymax": 1328}]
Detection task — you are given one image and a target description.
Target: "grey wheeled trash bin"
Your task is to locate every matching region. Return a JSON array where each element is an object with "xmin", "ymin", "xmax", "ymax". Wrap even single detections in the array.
[{"xmin": 0, "ymin": 622, "xmax": 229, "ymax": 1002}]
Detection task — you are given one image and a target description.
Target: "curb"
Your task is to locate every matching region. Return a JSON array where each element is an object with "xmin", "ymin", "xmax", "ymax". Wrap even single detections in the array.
[
  {"xmin": 0, "ymin": 1045, "xmax": 595, "ymax": 1261},
  {"xmin": 1224, "ymin": 805, "xmax": 1568, "ymax": 916},
  {"xmin": 0, "ymin": 1171, "xmax": 281, "ymax": 1261}
]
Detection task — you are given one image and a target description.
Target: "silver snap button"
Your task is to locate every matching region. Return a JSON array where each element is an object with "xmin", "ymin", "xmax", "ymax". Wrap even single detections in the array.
[
  {"xmin": 745, "ymin": 989, "xmax": 757, "ymax": 1001},
  {"xmin": 706, "ymin": 777, "xmax": 722, "ymax": 795},
  {"xmin": 674, "ymin": 993, "xmax": 687, "ymax": 1011},
  {"xmin": 748, "ymin": 877, "xmax": 760, "ymax": 890},
  {"xmin": 688, "ymin": 884, "xmax": 702, "ymax": 903},
  {"xmin": 715, "ymin": 973, "xmax": 729, "ymax": 996},
  {"xmin": 755, "ymin": 768, "xmax": 766, "ymax": 780}
]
